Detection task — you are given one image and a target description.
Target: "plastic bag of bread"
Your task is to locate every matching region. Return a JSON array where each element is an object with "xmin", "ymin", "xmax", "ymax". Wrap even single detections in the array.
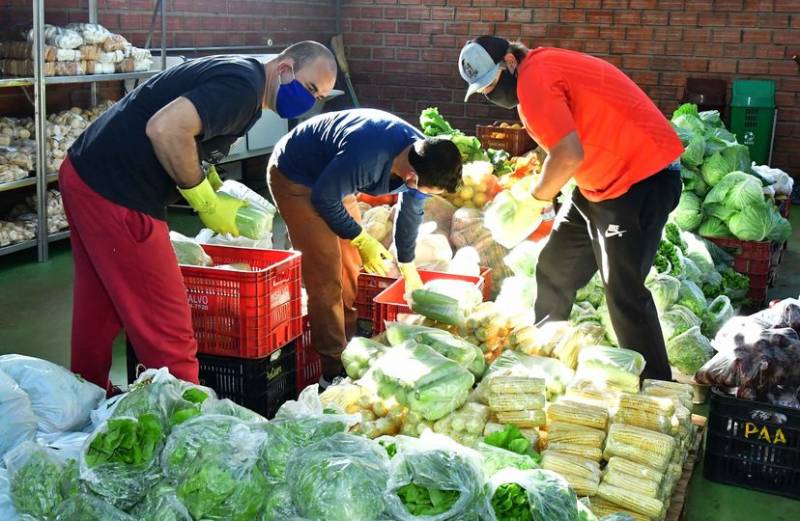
[
  {"xmin": 66, "ymin": 22, "xmax": 111, "ymax": 45},
  {"xmin": 101, "ymin": 33, "xmax": 129, "ymax": 52}
]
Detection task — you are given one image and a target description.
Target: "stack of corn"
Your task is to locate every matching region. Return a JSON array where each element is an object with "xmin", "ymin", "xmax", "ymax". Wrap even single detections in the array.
[
  {"xmin": 485, "ymin": 374, "xmax": 547, "ymax": 429},
  {"xmin": 463, "ymin": 302, "xmax": 516, "ymax": 363},
  {"xmin": 589, "ymin": 497, "xmax": 651, "ymax": 521},
  {"xmin": 431, "ymin": 402, "xmax": 490, "ymax": 447},
  {"xmin": 541, "ymin": 400, "xmax": 608, "ymax": 497},
  {"xmin": 598, "ymin": 423, "xmax": 677, "ymax": 519}
]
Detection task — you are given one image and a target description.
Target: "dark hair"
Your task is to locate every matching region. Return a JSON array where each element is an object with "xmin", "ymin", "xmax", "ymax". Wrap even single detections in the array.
[
  {"xmin": 408, "ymin": 138, "xmax": 463, "ymax": 193},
  {"xmin": 280, "ymin": 40, "xmax": 337, "ymax": 73},
  {"xmin": 507, "ymin": 40, "xmax": 529, "ymax": 64}
]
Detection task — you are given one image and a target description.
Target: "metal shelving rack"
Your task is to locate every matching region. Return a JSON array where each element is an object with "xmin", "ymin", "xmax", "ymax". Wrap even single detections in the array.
[{"xmin": 0, "ymin": 0, "xmax": 166, "ymax": 261}]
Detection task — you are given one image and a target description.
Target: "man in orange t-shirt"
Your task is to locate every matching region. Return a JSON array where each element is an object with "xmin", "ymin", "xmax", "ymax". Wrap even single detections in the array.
[{"xmin": 459, "ymin": 36, "xmax": 684, "ymax": 379}]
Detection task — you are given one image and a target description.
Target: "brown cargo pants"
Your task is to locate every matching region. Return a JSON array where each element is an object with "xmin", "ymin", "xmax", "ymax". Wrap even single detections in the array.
[{"xmin": 268, "ymin": 165, "xmax": 362, "ymax": 377}]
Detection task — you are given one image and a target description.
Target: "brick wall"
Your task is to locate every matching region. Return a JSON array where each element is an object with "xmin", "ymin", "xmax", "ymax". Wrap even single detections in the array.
[
  {"xmin": 0, "ymin": 0, "xmax": 338, "ymax": 114},
  {"xmin": 340, "ymin": 0, "xmax": 800, "ymax": 174}
]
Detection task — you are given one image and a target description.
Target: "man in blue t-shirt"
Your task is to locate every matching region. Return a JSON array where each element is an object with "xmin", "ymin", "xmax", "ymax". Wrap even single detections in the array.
[
  {"xmin": 60, "ymin": 41, "xmax": 337, "ymax": 392},
  {"xmin": 269, "ymin": 109, "xmax": 463, "ymax": 386}
]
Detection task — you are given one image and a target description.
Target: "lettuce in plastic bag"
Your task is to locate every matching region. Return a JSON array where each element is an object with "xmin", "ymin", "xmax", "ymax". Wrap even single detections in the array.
[
  {"xmin": 673, "ymin": 192, "xmax": 703, "ymax": 231},
  {"xmin": 385, "ymin": 433, "xmax": 484, "ymax": 521},
  {"xmin": 6, "ymin": 442, "xmax": 77, "ymax": 520},
  {"xmin": 485, "ymin": 468, "xmax": 578, "ymax": 521},
  {"xmin": 702, "ymin": 295, "xmax": 735, "ymax": 338},
  {"xmin": 667, "ymin": 326, "xmax": 715, "ymax": 375},
  {"xmin": 129, "ymin": 482, "xmax": 192, "ymax": 521},
  {"xmin": 677, "ymin": 279, "xmax": 708, "ymax": 316},
  {"xmin": 660, "ymin": 305, "xmax": 701, "ymax": 341},
  {"xmin": 645, "ymin": 273, "xmax": 681, "ymax": 313},
  {"xmin": 286, "ymin": 433, "xmax": 390, "ymax": 521},
  {"xmin": 169, "ymin": 231, "xmax": 213, "ymax": 266},
  {"xmin": 53, "ymin": 493, "xmax": 135, "ymax": 521}
]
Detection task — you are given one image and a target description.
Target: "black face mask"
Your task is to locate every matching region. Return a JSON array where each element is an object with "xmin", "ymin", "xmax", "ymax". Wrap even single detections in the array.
[{"xmin": 485, "ymin": 69, "xmax": 519, "ymax": 109}]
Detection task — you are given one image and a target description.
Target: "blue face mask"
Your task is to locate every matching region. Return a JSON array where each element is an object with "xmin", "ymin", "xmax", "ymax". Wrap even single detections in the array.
[{"xmin": 275, "ymin": 70, "xmax": 316, "ymax": 119}]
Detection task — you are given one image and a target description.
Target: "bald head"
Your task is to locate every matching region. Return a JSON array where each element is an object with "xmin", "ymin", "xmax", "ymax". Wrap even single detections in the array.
[{"xmin": 280, "ymin": 41, "xmax": 337, "ymax": 76}]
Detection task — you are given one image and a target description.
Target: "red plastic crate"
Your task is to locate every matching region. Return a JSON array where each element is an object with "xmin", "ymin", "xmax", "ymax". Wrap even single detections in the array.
[
  {"xmin": 180, "ymin": 244, "xmax": 303, "ymax": 359},
  {"xmin": 708, "ymin": 237, "xmax": 775, "ymax": 305},
  {"xmin": 295, "ymin": 315, "xmax": 321, "ymax": 392},
  {"xmin": 371, "ymin": 271, "xmax": 485, "ymax": 334}
]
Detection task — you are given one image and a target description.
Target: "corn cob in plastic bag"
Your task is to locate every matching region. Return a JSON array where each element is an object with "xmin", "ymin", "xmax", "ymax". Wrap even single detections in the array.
[
  {"xmin": 589, "ymin": 497, "xmax": 651, "ymax": 521},
  {"xmin": 618, "ymin": 393, "xmax": 675, "ymax": 416},
  {"xmin": 495, "ymin": 409, "xmax": 547, "ymax": 429},
  {"xmin": 546, "ymin": 422, "xmax": 606, "ymax": 447},
  {"xmin": 547, "ymin": 401, "xmax": 608, "ymax": 430},
  {"xmin": 546, "ymin": 442, "xmax": 603, "ymax": 462},
  {"xmin": 488, "ymin": 375, "xmax": 546, "ymax": 395},
  {"xmin": 488, "ymin": 392, "xmax": 546, "ymax": 413},
  {"xmin": 602, "ymin": 468, "xmax": 660, "ymax": 498},
  {"xmin": 597, "ymin": 482, "xmax": 664, "ymax": 519},
  {"xmin": 541, "ymin": 450, "xmax": 600, "ymax": 481},
  {"xmin": 605, "ymin": 457, "xmax": 665, "ymax": 485}
]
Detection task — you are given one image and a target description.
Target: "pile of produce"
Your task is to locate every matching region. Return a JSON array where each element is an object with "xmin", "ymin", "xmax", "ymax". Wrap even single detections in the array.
[
  {"xmin": 670, "ymin": 103, "xmax": 791, "ymax": 243},
  {"xmin": 696, "ymin": 298, "xmax": 800, "ymax": 407}
]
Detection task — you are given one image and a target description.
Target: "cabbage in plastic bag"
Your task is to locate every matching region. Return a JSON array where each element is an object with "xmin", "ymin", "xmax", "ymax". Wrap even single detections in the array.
[
  {"xmin": 484, "ymin": 468, "xmax": 578, "ymax": 521},
  {"xmin": 673, "ymin": 192, "xmax": 703, "ymax": 231},
  {"xmin": 286, "ymin": 433, "xmax": 390, "ymax": 521},
  {"xmin": 0, "ymin": 355, "xmax": 105, "ymax": 434},
  {"xmin": 702, "ymin": 295, "xmax": 735, "ymax": 338},
  {"xmin": 660, "ymin": 305, "xmax": 701, "ymax": 341},
  {"xmin": 666, "ymin": 326, "xmax": 715, "ymax": 375},
  {"xmin": 645, "ymin": 273, "xmax": 681, "ymax": 313},
  {"xmin": 484, "ymin": 187, "xmax": 543, "ymax": 249},
  {"xmin": 53, "ymin": 493, "xmax": 135, "ymax": 521},
  {"xmin": 169, "ymin": 231, "xmax": 213, "ymax": 266},
  {"xmin": 385, "ymin": 433, "xmax": 484, "ymax": 521},
  {"xmin": 0, "ymin": 369, "xmax": 37, "ymax": 460},
  {"xmin": 161, "ymin": 415, "xmax": 269, "ymax": 520}
]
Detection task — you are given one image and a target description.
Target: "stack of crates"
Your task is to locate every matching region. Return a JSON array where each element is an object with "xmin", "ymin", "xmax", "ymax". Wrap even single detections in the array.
[{"xmin": 128, "ymin": 244, "xmax": 303, "ymax": 418}]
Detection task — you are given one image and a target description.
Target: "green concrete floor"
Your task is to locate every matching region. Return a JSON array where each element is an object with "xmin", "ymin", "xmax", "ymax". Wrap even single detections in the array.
[{"xmin": 1, "ymin": 210, "xmax": 799, "ymax": 520}]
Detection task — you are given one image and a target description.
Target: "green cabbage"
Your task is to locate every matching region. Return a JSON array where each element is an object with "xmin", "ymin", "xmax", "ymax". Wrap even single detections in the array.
[
  {"xmin": 681, "ymin": 136, "xmax": 705, "ymax": 167},
  {"xmin": 697, "ymin": 217, "xmax": 731, "ymax": 239},
  {"xmin": 700, "ymin": 152, "xmax": 732, "ymax": 186},
  {"xmin": 666, "ymin": 326, "xmax": 715, "ymax": 375},
  {"xmin": 703, "ymin": 203, "xmax": 736, "ymax": 223},
  {"xmin": 699, "ymin": 110, "xmax": 723, "ymax": 128},
  {"xmin": 704, "ymin": 171, "xmax": 764, "ymax": 211},
  {"xmin": 681, "ymin": 166, "xmax": 709, "ymax": 197},
  {"xmin": 673, "ymin": 192, "xmax": 703, "ymax": 231},
  {"xmin": 727, "ymin": 204, "xmax": 773, "ymax": 241},
  {"xmin": 766, "ymin": 208, "xmax": 792, "ymax": 243}
]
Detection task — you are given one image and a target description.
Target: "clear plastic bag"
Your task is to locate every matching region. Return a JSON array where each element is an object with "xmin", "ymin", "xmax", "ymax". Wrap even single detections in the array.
[
  {"xmin": 0, "ymin": 354, "xmax": 105, "ymax": 433},
  {"xmin": 0, "ymin": 368, "xmax": 37, "ymax": 459},
  {"xmin": 262, "ymin": 482, "xmax": 300, "ymax": 520},
  {"xmin": 503, "ymin": 240, "xmax": 544, "ymax": 278},
  {"xmin": 410, "ymin": 279, "xmax": 483, "ymax": 327},
  {"xmin": 484, "ymin": 187, "xmax": 543, "ymax": 249},
  {"xmin": 484, "ymin": 468, "xmax": 578, "ymax": 521},
  {"xmin": 645, "ymin": 273, "xmax": 681, "ymax": 313},
  {"xmin": 80, "ymin": 414, "xmax": 165, "ymax": 510},
  {"xmin": 4, "ymin": 441, "xmax": 76, "ymax": 520},
  {"xmin": 577, "ymin": 345, "xmax": 646, "ymax": 376},
  {"xmin": 161, "ymin": 415, "xmax": 269, "ymax": 520},
  {"xmin": 702, "ymin": 295, "xmax": 735, "ymax": 338},
  {"xmin": 196, "ymin": 228, "xmax": 273, "ymax": 250},
  {"xmin": 286, "ymin": 432, "xmax": 390, "ymax": 521},
  {"xmin": 384, "ymin": 433, "xmax": 484, "ymax": 521},
  {"xmin": 169, "ymin": 231, "xmax": 213, "ymax": 266},
  {"xmin": 385, "ymin": 322, "xmax": 484, "ymax": 377},
  {"xmin": 259, "ymin": 386, "xmax": 358, "ymax": 481},
  {"xmin": 53, "ymin": 493, "xmax": 135, "ymax": 521},
  {"xmin": 666, "ymin": 326, "xmax": 715, "ymax": 376},
  {"xmin": 129, "ymin": 481, "xmax": 192, "ymax": 521},
  {"xmin": 35, "ymin": 431, "xmax": 90, "ymax": 463},
  {"xmin": 476, "ymin": 350, "xmax": 574, "ymax": 401}
]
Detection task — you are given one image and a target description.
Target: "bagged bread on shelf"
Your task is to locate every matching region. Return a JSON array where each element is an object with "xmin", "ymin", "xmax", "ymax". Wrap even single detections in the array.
[
  {"xmin": 101, "ymin": 33, "xmax": 129, "ymax": 52},
  {"xmin": 28, "ymin": 24, "xmax": 84, "ymax": 49},
  {"xmin": 54, "ymin": 60, "xmax": 85, "ymax": 76},
  {"xmin": 55, "ymin": 48, "xmax": 81, "ymax": 62},
  {"xmin": 83, "ymin": 61, "xmax": 115, "ymax": 75},
  {"xmin": 66, "ymin": 22, "xmax": 112, "ymax": 45},
  {"xmin": 96, "ymin": 49, "xmax": 124, "ymax": 64},
  {"xmin": 79, "ymin": 44, "xmax": 99, "ymax": 61}
]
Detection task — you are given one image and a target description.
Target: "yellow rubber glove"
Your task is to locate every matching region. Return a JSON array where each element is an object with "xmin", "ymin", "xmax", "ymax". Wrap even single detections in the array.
[
  {"xmin": 179, "ymin": 178, "xmax": 246, "ymax": 236},
  {"xmin": 351, "ymin": 230, "xmax": 393, "ymax": 276},
  {"xmin": 398, "ymin": 261, "xmax": 423, "ymax": 293},
  {"xmin": 207, "ymin": 165, "xmax": 224, "ymax": 191}
]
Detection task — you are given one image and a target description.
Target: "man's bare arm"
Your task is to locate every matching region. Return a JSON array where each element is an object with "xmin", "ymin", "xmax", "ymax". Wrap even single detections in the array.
[
  {"xmin": 532, "ymin": 131, "xmax": 584, "ymax": 201},
  {"xmin": 145, "ymin": 97, "xmax": 205, "ymax": 188}
]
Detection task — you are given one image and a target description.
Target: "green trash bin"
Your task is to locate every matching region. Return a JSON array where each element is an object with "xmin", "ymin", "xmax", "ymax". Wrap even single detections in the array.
[{"xmin": 729, "ymin": 79, "xmax": 776, "ymax": 166}]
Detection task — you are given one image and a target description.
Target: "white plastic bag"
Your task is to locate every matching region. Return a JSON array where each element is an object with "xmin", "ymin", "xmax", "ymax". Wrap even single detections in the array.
[
  {"xmin": 414, "ymin": 223, "xmax": 453, "ymax": 271},
  {"xmin": 0, "ymin": 369, "xmax": 37, "ymax": 459},
  {"xmin": 0, "ymin": 355, "xmax": 105, "ymax": 433},
  {"xmin": 195, "ymin": 228, "xmax": 273, "ymax": 249},
  {"xmin": 218, "ymin": 180, "xmax": 276, "ymax": 219},
  {"xmin": 448, "ymin": 247, "xmax": 481, "ymax": 276},
  {"xmin": 35, "ymin": 431, "xmax": 90, "ymax": 463}
]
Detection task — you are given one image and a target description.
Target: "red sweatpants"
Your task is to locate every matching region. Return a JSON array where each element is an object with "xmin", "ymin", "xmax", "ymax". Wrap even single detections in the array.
[{"xmin": 59, "ymin": 157, "xmax": 199, "ymax": 392}]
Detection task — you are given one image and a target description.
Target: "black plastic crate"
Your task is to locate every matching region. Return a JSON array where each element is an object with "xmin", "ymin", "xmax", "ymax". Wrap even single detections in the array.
[
  {"xmin": 704, "ymin": 387, "xmax": 800, "ymax": 499},
  {"xmin": 126, "ymin": 339, "xmax": 297, "ymax": 419}
]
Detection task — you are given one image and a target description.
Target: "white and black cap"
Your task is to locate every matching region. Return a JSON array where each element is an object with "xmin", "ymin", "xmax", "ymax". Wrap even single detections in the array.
[{"xmin": 459, "ymin": 35, "xmax": 510, "ymax": 101}]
